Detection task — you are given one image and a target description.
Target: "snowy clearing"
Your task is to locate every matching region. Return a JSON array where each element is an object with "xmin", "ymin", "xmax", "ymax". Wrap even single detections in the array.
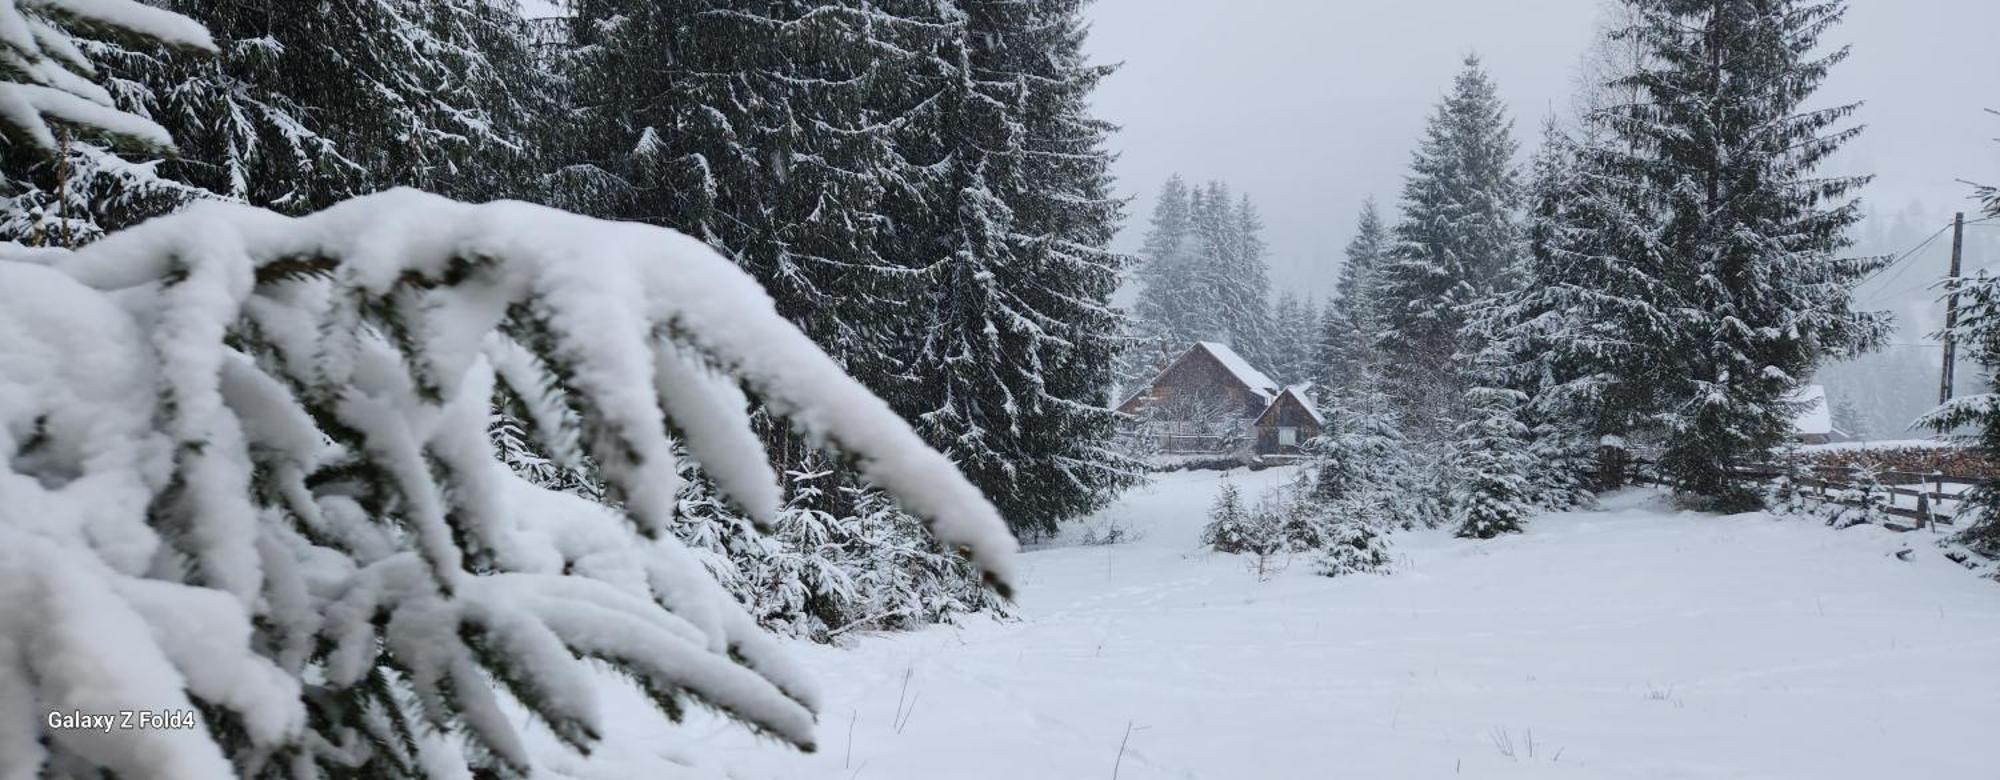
[{"xmin": 540, "ymin": 467, "xmax": 2000, "ymax": 779}]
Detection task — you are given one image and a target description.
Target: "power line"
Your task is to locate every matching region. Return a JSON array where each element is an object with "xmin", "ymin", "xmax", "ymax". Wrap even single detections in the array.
[{"xmin": 1860, "ymin": 221, "xmax": 1953, "ymax": 291}]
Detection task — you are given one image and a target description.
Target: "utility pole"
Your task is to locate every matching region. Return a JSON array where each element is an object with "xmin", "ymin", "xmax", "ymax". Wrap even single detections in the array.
[{"xmin": 1940, "ymin": 212, "xmax": 1966, "ymax": 405}]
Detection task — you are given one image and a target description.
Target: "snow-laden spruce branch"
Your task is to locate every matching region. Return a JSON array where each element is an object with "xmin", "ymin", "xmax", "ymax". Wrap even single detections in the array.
[
  {"xmin": 0, "ymin": 0, "xmax": 215, "ymax": 153},
  {"xmin": 0, "ymin": 189, "xmax": 1017, "ymax": 778}
]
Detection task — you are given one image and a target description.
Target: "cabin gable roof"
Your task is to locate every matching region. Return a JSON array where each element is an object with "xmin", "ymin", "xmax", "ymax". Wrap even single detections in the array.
[
  {"xmin": 1117, "ymin": 341, "xmax": 1280, "ymax": 412},
  {"xmin": 1254, "ymin": 385, "xmax": 1325, "ymax": 428}
]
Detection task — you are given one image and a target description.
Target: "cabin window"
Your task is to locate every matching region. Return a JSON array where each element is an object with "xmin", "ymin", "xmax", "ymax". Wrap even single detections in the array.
[{"xmin": 1277, "ymin": 427, "xmax": 1298, "ymax": 447}]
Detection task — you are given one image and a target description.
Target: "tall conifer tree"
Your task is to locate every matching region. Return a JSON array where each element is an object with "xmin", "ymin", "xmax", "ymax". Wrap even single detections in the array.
[
  {"xmin": 897, "ymin": 0, "xmax": 1140, "ymax": 536},
  {"xmin": 1375, "ymin": 55, "xmax": 1523, "ymax": 442},
  {"xmin": 1121, "ymin": 175, "xmax": 1199, "ymax": 394},
  {"xmin": 1317, "ymin": 199, "xmax": 1390, "ymax": 397},
  {"xmin": 1613, "ymin": 0, "xmax": 1886, "ymax": 508}
]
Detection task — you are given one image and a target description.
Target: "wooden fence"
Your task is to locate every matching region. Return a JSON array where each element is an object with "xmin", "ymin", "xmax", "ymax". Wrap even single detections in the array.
[{"xmin": 1623, "ymin": 459, "xmax": 1984, "ymax": 532}]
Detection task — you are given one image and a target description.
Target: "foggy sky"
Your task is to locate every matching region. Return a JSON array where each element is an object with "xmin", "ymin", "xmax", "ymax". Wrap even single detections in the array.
[{"xmin": 1084, "ymin": 0, "xmax": 2000, "ymax": 301}]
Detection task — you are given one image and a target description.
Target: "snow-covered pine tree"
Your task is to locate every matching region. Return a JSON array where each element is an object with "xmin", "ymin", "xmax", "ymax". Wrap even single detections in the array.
[
  {"xmin": 1286, "ymin": 381, "xmax": 1401, "ymax": 575},
  {"xmin": 1310, "ymin": 515, "xmax": 1393, "ymax": 577},
  {"xmin": 2, "ymin": 0, "xmax": 559, "ymax": 245},
  {"xmin": 560, "ymin": 1, "xmax": 920, "ymax": 385},
  {"xmin": 1202, "ymin": 476, "xmax": 1253, "ymax": 552},
  {"xmin": 1609, "ymin": 0, "xmax": 1887, "ymax": 510},
  {"xmin": 1296, "ymin": 298, "xmax": 1323, "ymax": 383},
  {"xmin": 1306, "ymin": 372, "xmax": 1421, "ymax": 527},
  {"xmin": 1316, "ymin": 199, "xmax": 1390, "ymax": 398},
  {"xmin": 671, "ymin": 449, "xmax": 999, "ymax": 642},
  {"xmin": 1309, "ymin": 387, "xmax": 1406, "ymax": 508},
  {"xmin": 1271, "ymin": 292, "xmax": 1300, "ymax": 378},
  {"xmin": 555, "ymin": 1, "xmax": 1008, "ymax": 627},
  {"xmin": 1124, "ymin": 174, "xmax": 1203, "ymax": 392},
  {"xmin": 0, "ymin": 0, "xmax": 211, "ymax": 153},
  {"xmin": 1483, "ymin": 113, "xmax": 1667, "ymax": 491},
  {"xmin": 1374, "ymin": 55, "xmax": 1523, "ymax": 443},
  {"xmin": 1449, "ymin": 387, "xmax": 1537, "ymax": 538},
  {"xmin": 1186, "ymin": 181, "xmax": 1239, "ymax": 347},
  {"xmin": 895, "ymin": 0, "xmax": 1141, "ymax": 538},
  {"xmin": 131, "ymin": 0, "xmax": 555, "ymax": 213},
  {"xmin": 395, "ymin": 0, "xmax": 560, "ymax": 203},
  {"xmin": 840, "ymin": 482, "xmax": 1003, "ymax": 632},
  {"xmin": 1458, "ymin": 121, "xmax": 1605, "ymax": 511},
  {"xmin": 1919, "ymin": 174, "xmax": 2000, "ymax": 556},
  {"xmin": 0, "ymin": 98, "xmax": 208, "ymax": 245},
  {"xmin": 1203, "ymin": 481, "xmax": 1288, "ymax": 579},
  {"xmin": 0, "ymin": 190, "xmax": 1019, "ymax": 778},
  {"xmin": 0, "ymin": 1, "xmax": 213, "ymax": 243},
  {"xmin": 1211, "ymin": 186, "xmax": 1280, "ymax": 369},
  {"xmin": 1267, "ymin": 292, "xmax": 1319, "ymax": 385},
  {"xmin": 1128, "ymin": 177, "xmax": 1279, "ymax": 378}
]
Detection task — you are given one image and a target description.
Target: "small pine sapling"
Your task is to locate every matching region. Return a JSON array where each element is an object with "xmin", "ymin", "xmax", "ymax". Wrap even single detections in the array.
[
  {"xmin": 1201, "ymin": 477, "xmax": 1252, "ymax": 552},
  {"xmin": 1242, "ymin": 489, "xmax": 1293, "ymax": 581},
  {"xmin": 1450, "ymin": 387, "xmax": 1537, "ymax": 539},
  {"xmin": 1312, "ymin": 515, "xmax": 1393, "ymax": 578},
  {"xmin": 1825, "ymin": 465, "xmax": 1895, "ymax": 530}
]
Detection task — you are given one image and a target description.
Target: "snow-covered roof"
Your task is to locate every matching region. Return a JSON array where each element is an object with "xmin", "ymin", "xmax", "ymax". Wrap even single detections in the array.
[
  {"xmin": 1789, "ymin": 384, "xmax": 1832, "ymax": 436},
  {"xmin": 1115, "ymin": 341, "xmax": 1284, "ymax": 412},
  {"xmin": 1280, "ymin": 383, "xmax": 1325, "ymax": 426},
  {"xmin": 1251, "ymin": 383, "xmax": 1326, "ymax": 429},
  {"xmin": 1195, "ymin": 341, "xmax": 1279, "ymax": 400}
]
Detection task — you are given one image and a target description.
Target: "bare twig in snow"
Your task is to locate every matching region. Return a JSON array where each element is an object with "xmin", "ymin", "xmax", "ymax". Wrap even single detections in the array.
[{"xmin": 1112, "ymin": 720, "xmax": 1134, "ymax": 780}]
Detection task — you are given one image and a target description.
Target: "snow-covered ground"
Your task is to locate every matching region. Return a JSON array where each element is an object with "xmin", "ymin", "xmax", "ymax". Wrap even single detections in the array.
[{"xmin": 540, "ymin": 467, "xmax": 2000, "ymax": 779}]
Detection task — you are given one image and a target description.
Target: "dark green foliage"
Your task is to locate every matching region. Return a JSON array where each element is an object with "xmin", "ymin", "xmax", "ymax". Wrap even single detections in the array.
[
  {"xmin": 894, "ymin": 0, "xmax": 1142, "ymax": 537},
  {"xmin": 1449, "ymin": 387, "xmax": 1536, "ymax": 538},
  {"xmin": 1374, "ymin": 56, "xmax": 1523, "ymax": 443},
  {"xmin": 559, "ymin": 0, "xmax": 1138, "ymax": 539},
  {"xmin": 2, "ymin": 0, "xmax": 558, "ymax": 244},
  {"xmin": 1488, "ymin": 2, "xmax": 1886, "ymax": 511},
  {"xmin": 1922, "ymin": 270, "xmax": 2000, "ymax": 556},
  {"xmin": 1316, "ymin": 199, "xmax": 1389, "ymax": 399},
  {"xmin": 558, "ymin": 0, "xmax": 916, "ymax": 380},
  {"xmin": 1611, "ymin": 0, "xmax": 1886, "ymax": 509}
]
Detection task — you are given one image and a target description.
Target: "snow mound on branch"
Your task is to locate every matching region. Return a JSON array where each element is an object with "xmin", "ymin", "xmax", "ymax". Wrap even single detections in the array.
[
  {"xmin": 1, "ymin": 188, "xmax": 1017, "ymax": 777},
  {"xmin": 0, "ymin": 0, "xmax": 214, "ymax": 152}
]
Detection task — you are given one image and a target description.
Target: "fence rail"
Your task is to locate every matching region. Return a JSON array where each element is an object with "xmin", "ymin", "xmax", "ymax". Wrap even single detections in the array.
[
  {"xmin": 1623, "ymin": 459, "xmax": 1985, "ymax": 531},
  {"xmin": 1149, "ymin": 433, "xmax": 1239, "ymax": 455}
]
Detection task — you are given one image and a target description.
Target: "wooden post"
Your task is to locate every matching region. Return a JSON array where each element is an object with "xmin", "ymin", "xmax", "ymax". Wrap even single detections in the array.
[
  {"xmin": 1941, "ymin": 212, "xmax": 1966, "ymax": 405},
  {"xmin": 55, "ymin": 129, "xmax": 70, "ymax": 249},
  {"xmin": 1935, "ymin": 473, "xmax": 1949, "ymax": 532}
]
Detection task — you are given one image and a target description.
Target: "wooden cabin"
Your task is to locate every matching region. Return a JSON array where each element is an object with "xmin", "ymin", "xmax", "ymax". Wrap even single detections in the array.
[
  {"xmin": 1119, "ymin": 342, "xmax": 1318, "ymax": 457},
  {"xmin": 1253, "ymin": 385, "xmax": 1325, "ymax": 455},
  {"xmin": 1117, "ymin": 341, "xmax": 1277, "ymax": 417}
]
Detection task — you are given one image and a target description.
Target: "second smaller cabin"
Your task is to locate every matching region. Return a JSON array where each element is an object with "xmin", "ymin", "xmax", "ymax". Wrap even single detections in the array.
[{"xmin": 1253, "ymin": 385, "xmax": 1324, "ymax": 455}]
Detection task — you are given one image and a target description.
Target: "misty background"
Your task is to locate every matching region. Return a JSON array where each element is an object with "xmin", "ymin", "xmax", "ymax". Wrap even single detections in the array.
[
  {"xmin": 518, "ymin": 0, "xmax": 2000, "ymax": 435},
  {"xmin": 1084, "ymin": 0, "xmax": 2000, "ymax": 436}
]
